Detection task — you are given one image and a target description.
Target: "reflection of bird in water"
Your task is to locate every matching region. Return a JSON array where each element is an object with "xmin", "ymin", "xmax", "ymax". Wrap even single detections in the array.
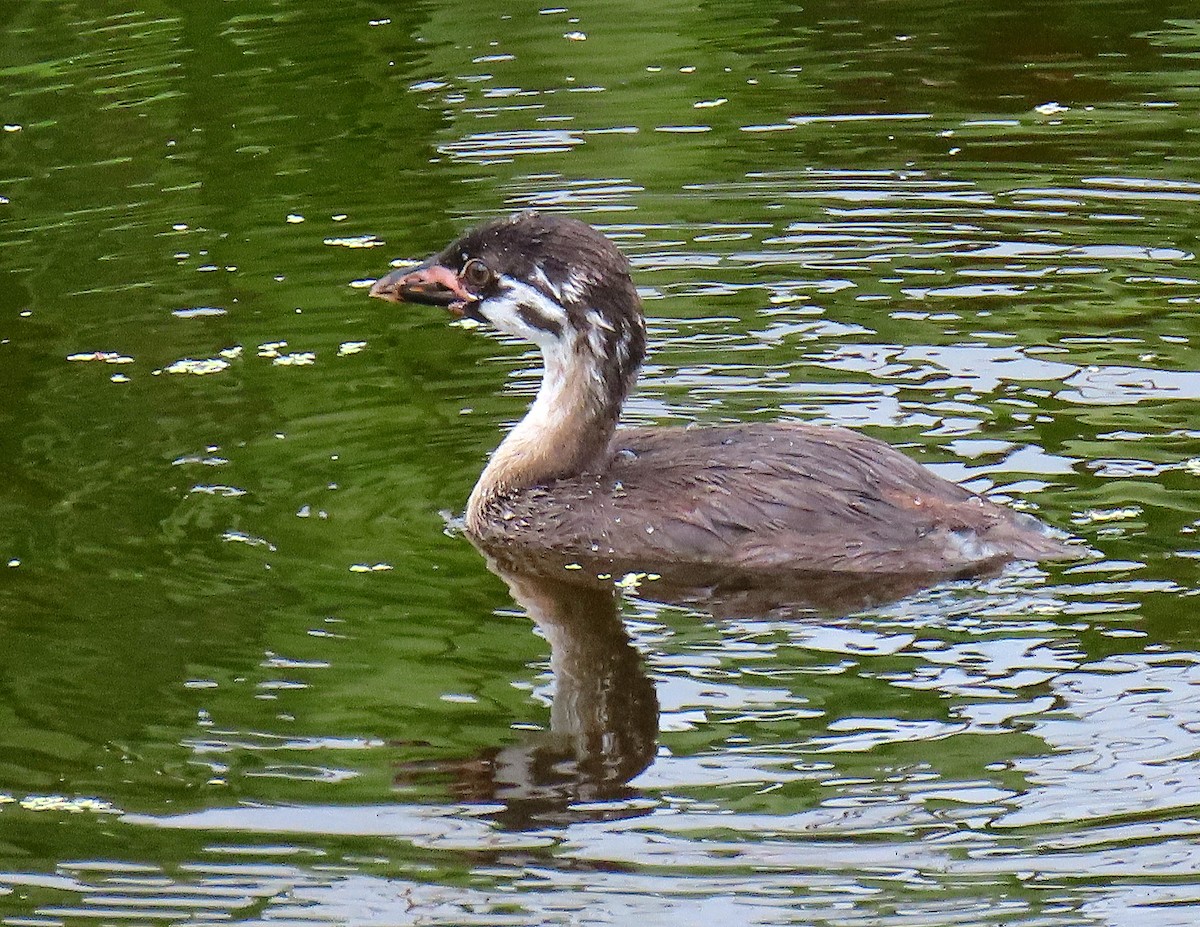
[
  {"xmin": 371, "ymin": 211, "xmax": 1078, "ymax": 578},
  {"xmin": 393, "ymin": 553, "xmax": 658, "ymax": 830},
  {"xmin": 390, "ymin": 538, "xmax": 968, "ymax": 829}
]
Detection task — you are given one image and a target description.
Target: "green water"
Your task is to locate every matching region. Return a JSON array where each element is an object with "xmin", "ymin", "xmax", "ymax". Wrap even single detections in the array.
[{"xmin": 2, "ymin": 2, "xmax": 1200, "ymax": 923}]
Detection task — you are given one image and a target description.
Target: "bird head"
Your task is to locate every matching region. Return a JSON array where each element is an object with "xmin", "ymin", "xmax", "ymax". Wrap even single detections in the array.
[{"xmin": 370, "ymin": 212, "xmax": 646, "ymax": 382}]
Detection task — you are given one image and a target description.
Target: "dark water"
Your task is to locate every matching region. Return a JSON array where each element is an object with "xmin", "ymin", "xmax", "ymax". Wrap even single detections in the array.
[{"xmin": 2, "ymin": 2, "xmax": 1200, "ymax": 923}]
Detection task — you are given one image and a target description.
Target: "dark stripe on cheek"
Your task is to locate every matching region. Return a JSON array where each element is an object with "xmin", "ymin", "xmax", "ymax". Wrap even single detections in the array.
[{"xmin": 518, "ymin": 304, "xmax": 563, "ymax": 337}]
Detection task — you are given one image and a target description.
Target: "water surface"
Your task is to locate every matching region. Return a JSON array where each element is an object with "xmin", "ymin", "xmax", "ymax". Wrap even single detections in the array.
[{"xmin": 2, "ymin": 2, "xmax": 1200, "ymax": 924}]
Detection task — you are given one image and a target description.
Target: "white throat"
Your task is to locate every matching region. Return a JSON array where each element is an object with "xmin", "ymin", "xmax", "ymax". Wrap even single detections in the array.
[{"xmin": 464, "ymin": 276, "xmax": 625, "ymax": 530}]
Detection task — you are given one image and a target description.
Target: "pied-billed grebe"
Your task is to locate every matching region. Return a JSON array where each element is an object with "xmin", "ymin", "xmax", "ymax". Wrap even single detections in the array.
[{"xmin": 370, "ymin": 212, "xmax": 1078, "ymax": 574}]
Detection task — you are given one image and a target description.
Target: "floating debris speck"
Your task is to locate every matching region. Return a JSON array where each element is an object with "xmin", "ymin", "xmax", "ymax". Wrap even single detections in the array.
[
  {"xmin": 173, "ymin": 454, "xmax": 229, "ymax": 467},
  {"xmin": 189, "ymin": 484, "xmax": 248, "ymax": 498},
  {"xmin": 164, "ymin": 358, "xmax": 230, "ymax": 376},
  {"xmin": 324, "ymin": 235, "xmax": 384, "ymax": 249},
  {"xmin": 615, "ymin": 571, "xmax": 661, "ymax": 592},
  {"xmin": 173, "ymin": 306, "xmax": 227, "ymax": 318},
  {"xmin": 1073, "ymin": 506, "xmax": 1143, "ymax": 525},
  {"xmin": 222, "ymin": 530, "xmax": 277, "ymax": 552},
  {"xmin": 67, "ymin": 351, "xmax": 134, "ymax": 364},
  {"xmin": 257, "ymin": 341, "xmax": 287, "ymax": 359},
  {"xmin": 19, "ymin": 795, "xmax": 118, "ymax": 814},
  {"xmin": 273, "ymin": 352, "xmax": 316, "ymax": 366}
]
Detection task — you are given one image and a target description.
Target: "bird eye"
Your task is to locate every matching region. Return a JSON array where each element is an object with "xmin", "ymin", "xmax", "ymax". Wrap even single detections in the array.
[{"xmin": 461, "ymin": 258, "xmax": 492, "ymax": 289}]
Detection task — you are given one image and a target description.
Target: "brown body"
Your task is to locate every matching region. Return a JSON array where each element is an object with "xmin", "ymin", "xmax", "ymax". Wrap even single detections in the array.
[
  {"xmin": 471, "ymin": 422, "xmax": 1074, "ymax": 574},
  {"xmin": 372, "ymin": 212, "xmax": 1078, "ymax": 577}
]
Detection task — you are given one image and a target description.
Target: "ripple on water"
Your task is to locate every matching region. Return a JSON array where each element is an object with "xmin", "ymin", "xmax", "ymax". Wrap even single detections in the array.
[{"xmin": 4, "ymin": 3, "xmax": 1200, "ymax": 926}]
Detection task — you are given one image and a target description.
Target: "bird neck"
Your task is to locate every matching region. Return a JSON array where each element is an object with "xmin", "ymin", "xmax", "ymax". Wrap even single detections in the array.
[{"xmin": 466, "ymin": 330, "xmax": 638, "ymax": 531}]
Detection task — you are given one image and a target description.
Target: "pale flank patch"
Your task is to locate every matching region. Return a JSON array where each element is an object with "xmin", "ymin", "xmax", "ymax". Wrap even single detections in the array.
[{"xmin": 946, "ymin": 528, "xmax": 1004, "ymax": 564}]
